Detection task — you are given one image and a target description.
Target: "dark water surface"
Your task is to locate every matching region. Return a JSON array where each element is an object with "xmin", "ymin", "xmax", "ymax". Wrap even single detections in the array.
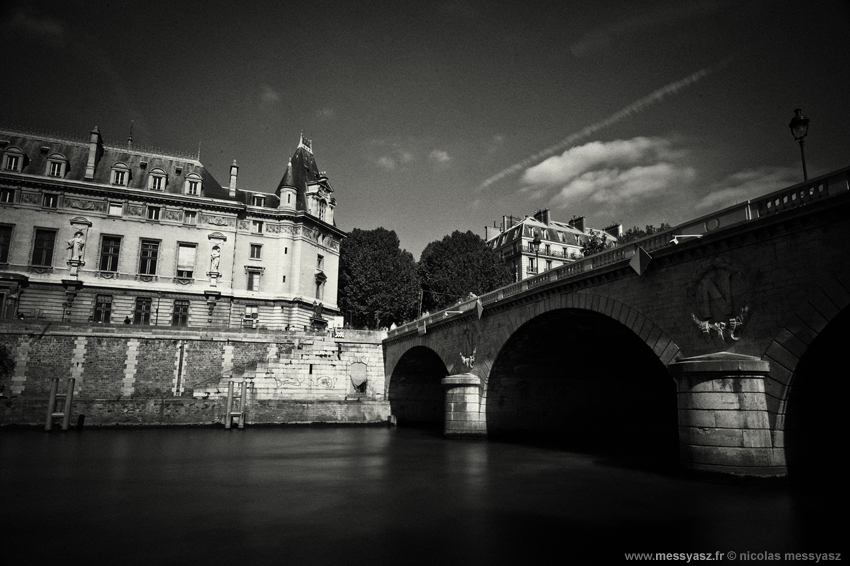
[{"xmin": 2, "ymin": 427, "xmax": 841, "ymax": 565}]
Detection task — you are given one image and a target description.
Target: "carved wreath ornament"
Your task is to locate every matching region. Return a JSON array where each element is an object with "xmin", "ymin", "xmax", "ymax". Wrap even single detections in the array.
[{"xmin": 691, "ymin": 305, "xmax": 749, "ymax": 341}]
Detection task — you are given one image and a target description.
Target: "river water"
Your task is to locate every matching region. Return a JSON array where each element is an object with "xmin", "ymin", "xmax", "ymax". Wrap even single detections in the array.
[{"xmin": 2, "ymin": 426, "xmax": 840, "ymax": 565}]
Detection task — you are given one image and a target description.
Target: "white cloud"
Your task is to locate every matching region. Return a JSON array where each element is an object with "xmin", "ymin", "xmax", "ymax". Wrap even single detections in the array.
[
  {"xmin": 551, "ymin": 162, "xmax": 696, "ymax": 208},
  {"xmin": 696, "ymin": 167, "xmax": 799, "ymax": 209},
  {"xmin": 429, "ymin": 149, "xmax": 450, "ymax": 164},
  {"xmin": 521, "ymin": 137, "xmax": 679, "ymax": 186},
  {"xmin": 260, "ymin": 85, "xmax": 280, "ymax": 104},
  {"xmin": 376, "ymin": 156, "xmax": 396, "ymax": 171},
  {"xmin": 316, "ymin": 107, "xmax": 334, "ymax": 119},
  {"xmin": 9, "ymin": 9, "xmax": 66, "ymax": 45}
]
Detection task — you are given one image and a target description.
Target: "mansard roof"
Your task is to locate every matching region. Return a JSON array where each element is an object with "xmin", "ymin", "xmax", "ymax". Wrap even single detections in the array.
[{"xmin": 0, "ymin": 126, "xmax": 228, "ymax": 200}]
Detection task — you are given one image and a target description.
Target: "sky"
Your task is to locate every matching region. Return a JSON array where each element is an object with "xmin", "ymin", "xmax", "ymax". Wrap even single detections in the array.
[{"xmin": 2, "ymin": 0, "xmax": 848, "ymax": 258}]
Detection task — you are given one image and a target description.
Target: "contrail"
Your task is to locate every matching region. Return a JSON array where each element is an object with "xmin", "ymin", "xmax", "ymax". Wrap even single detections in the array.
[{"xmin": 479, "ymin": 65, "xmax": 717, "ymax": 190}]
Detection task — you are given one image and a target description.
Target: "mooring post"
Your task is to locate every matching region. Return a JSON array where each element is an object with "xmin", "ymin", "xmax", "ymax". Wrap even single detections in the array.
[
  {"xmin": 62, "ymin": 378, "xmax": 75, "ymax": 431},
  {"xmin": 238, "ymin": 380, "xmax": 247, "ymax": 429},
  {"xmin": 45, "ymin": 378, "xmax": 59, "ymax": 431},
  {"xmin": 225, "ymin": 381, "xmax": 234, "ymax": 429}
]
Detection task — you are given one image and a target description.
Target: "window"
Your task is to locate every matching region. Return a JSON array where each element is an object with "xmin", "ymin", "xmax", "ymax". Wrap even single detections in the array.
[
  {"xmin": 42, "ymin": 193, "xmax": 58, "ymax": 208},
  {"xmin": 184, "ymin": 174, "xmax": 202, "ymax": 196},
  {"xmin": 0, "ymin": 188, "xmax": 13, "ymax": 203},
  {"xmin": 252, "ymin": 195, "xmax": 265, "ymax": 207},
  {"xmin": 546, "ymin": 260, "xmax": 552, "ymax": 271},
  {"xmin": 316, "ymin": 281, "xmax": 324, "ymax": 300},
  {"xmin": 139, "ymin": 239, "xmax": 159, "ymax": 275},
  {"xmin": 184, "ymin": 210, "xmax": 197, "ymax": 225},
  {"xmin": 111, "ymin": 164, "xmax": 130, "ymax": 186},
  {"xmin": 46, "ymin": 154, "xmax": 67, "ymax": 178},
  {"xmin": 3, "ymin": 149, "xmax": 24, "ymax": 172},
  {"xmin": 94, "ymin": 295, "xmax": 112, "ymax": 323},
  {"xmin": 250, "ymin": 244, "xmax": 262, "ymax": 259},
  {"xmin": 243, "ymin": 305, "xmax": 258, "ymax": 327},
  {"xmin": 247, "ymin": 270, "xmax": 261, "ymax": 291},
  {"xmin": 251, "ymin": 220, "xmax": 263, "ymax": 233},
  {"xmin": 108, "ymin": 202, "xmax": 123, "ymax": 216},
  {"xmin": 99, "ymin": 236, "xmax": 121, "ymax": 272},
  {"xmin": 172, "ymin": 300, "xmax": 189, "ymax": 326},
  {"xmin": 0, "ymin": 225, "xmax": 11, "ymax": 262},
  {"xmin": 318, "ymin": 200, "xmax": 327, "ymax": 221},
  {"xmin": 148, "ymin": 169, "xmax": 166, "ymax": 191},
  {"xmin": 317, "ymin": 254, "xmax": 324, "ymax": 270},
  {"xmin": 133, "ymin": 297, "xmax": 152, "ymax": 325},
  {"xmin": 31, "ymin": 229, "xmax": 55, "ymax": 266},
  {"xmin": 545, "ymin": 244, "xmax": 551, "ymax": 255},
  {"xmin": 147, "ymin": 206, "xmax": 160, "ymax": 220},
  {"xmin": 527, "ymin": 257, "xmax": 537, "ymax": 274},
  {"xmin": 176, "ymin": 243, "xmax": 196, "ymax": 278}
]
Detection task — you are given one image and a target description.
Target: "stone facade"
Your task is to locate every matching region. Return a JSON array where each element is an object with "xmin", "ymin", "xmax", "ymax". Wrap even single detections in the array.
[
  {"xmin": 0, "ymin": 324, "xmax": 389, "ymax": 426},
  {"xmin": 0, "ymin": 127, "xmax": 344, "ymax": 331}
]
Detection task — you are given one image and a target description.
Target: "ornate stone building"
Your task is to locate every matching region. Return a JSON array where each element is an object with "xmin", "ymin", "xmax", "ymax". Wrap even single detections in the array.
[
  {"xmin": 0, "ymin": 126, "xmax": 344, "ymax": 329},
  {"xmin": 485, "ymin": 208, "xmax": 621, "ymax": 281}
]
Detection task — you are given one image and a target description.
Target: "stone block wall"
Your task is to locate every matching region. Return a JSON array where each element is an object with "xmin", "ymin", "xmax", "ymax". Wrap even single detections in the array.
[{"xmin": 0, "ymin": 323, "xmax": 389, "ymax": 426}]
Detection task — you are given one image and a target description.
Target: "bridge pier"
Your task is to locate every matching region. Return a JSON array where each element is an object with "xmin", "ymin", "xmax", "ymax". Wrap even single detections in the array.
[
  {"xmin": 441, "ymin": 374, "xmax": 486, "ymax": 437},
  {"xmin": 670, "ymin": 353, "xmax": 785, "ymax": 479}
]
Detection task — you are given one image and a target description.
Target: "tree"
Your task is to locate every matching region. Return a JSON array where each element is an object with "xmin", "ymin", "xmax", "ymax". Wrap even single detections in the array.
[
  {"xmin": 618, "ymin": 223, "xmax": 672, "ymax": 245},
  {"xmin": 338, "ymin": 228, "xmax": 420, "ymax": 329},
  {"xmin": 419, "ymin": 230, "xmax": 513, "ymax": 312},
  {"xmin": 581, "ymin": 232, "xmax": 613, "ymax": 256}
]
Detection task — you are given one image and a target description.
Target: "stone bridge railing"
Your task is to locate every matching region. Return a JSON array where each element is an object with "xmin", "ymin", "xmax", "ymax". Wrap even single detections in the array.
[{"xmin": 388, "ymin": 166, "xmax": 850, "ymax": 340}]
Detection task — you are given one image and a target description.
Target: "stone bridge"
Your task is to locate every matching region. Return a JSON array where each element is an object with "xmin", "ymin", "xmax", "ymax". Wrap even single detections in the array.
[{"xmin": 383, "ymin": 167, "xmax": 850, "ymax": 480}]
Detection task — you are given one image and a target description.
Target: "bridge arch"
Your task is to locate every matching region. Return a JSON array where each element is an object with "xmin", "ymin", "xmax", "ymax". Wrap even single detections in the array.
[
  {"xmin": 479, "ymin": 293, "xmax": 681, "ymax": 458},
  {"xmin": 763, "ymin": 275, "xmax": 850, "ymax": 481},
  {"xmin": 386, "ymin": 344, "xmax": 450, "ymax": 426}
]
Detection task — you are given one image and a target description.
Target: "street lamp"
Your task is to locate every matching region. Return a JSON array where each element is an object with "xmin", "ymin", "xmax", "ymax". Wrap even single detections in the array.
[
  {"xmin": 531, "ymin": 234, "xmax": 541, "ymax": 275},
  {"xmin": 789, "ymin": 108, "xmax": 810, "ymax": 181}
]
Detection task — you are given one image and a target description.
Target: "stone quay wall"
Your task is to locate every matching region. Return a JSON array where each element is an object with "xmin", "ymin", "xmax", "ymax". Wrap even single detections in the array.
[{"xmin": 0, "ymin": 323, "xmax": 389, "ymax": 426}]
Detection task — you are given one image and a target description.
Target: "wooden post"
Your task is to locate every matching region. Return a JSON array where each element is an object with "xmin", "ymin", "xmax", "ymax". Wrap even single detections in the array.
[
  {"xmin": 45, "ymin": 378, "xmax": 59, "ymax": 431},
  {"xmin": 238, "ymin": 380, "xmax": 247, "ymax": 429},
  {"xmin": 62, "ymin": 378, "xmax": 75, "ymax": 431},
  {"xmin": 225, "ymin": 381, "xmax": 234, "ymax": 429}
]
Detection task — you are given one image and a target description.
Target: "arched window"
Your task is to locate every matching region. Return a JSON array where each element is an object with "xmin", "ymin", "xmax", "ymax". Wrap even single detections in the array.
[
  {"xmin": 3, "ymin": 147, "xmax": 25, "ymax": 172},
  {"xmin": 111, "ymin": 162, "xmax": 131, "ymax": 186},
  {"xmin": 46, "ymin": 153, "xmax": 68, "ymax": 178},
  {"xmin": 184, "ymin": 173, "xmax": 202, "ymax": 196},
  {"xmin": 147, "ymin": 168, "xmax": 166, "ymax": 191}
]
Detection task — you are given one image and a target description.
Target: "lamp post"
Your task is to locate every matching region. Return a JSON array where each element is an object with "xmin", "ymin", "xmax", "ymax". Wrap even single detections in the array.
[
  {"xmin": 531, "ymin": 234, "xmax": 541, "ymax": 275},
  {"xmin": 789, "ymin": 108, "xmax": 810, "ymax": 181}
]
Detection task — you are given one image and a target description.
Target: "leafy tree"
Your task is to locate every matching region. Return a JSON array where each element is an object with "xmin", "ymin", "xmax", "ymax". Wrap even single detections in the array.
[
  {"xmin": 618, "ymin": 223, "xmax": 672, "ymax": 244},
  {"xmin": 338, "ymin": 228, "xmax": 420, "ymax": 329},
  {"xmin": 581, "ymin": 231, "xmax": 614, "ymax": 256},
  {"xmin": 419, "ymin": 230, "xmax": 512, "ymax": 312}
]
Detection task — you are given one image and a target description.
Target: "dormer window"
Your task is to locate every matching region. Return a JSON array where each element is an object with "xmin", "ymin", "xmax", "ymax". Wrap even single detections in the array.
[
  {"xmin": 111, "ymin": 163, "xmax": 130, "ymax": 186},
  {"xmin": 184, "ymin": 173, "xmax": 202, "ymax": 195},
  {"xmin": 318, "ymin": 200, "xmax": 327, "ymax": 221},
  {"xmin": 252, "ymin": 195, "xmax": 265, "ymax": 207},
  {"xmin": 3, "ymin": 147, "xmax": 25, "ymax": 172},
  {"xmin": 46, "ymin": 153, "xmax": 68, "ymax": 178},
  {"xmin": 148, "ymin": 168, "xmax": 166, "ymax": 191}
]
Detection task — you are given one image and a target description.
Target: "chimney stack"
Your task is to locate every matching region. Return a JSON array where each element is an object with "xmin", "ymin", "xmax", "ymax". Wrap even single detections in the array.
[{"xmin": 229, "ymin": 160, "xmax": 238, "ymax": 197}]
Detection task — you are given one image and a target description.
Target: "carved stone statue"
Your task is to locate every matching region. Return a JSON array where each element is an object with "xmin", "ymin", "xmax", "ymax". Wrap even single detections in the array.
[
  {"xmin": 210, "ymin": 245, "xmax": 221, "ymax": 273},
  {"xmin": 67, "ymin": 231, "xmax": 85, "ymax": 260}
]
